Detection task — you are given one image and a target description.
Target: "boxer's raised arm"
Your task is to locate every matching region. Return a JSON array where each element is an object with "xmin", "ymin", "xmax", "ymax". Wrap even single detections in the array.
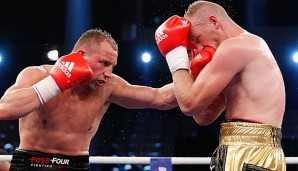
[{"xmin": 0, "ymin": 66, "xmax": 45, "ymax": 119}]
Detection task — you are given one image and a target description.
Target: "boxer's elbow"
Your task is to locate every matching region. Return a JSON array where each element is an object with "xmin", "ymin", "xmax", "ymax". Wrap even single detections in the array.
[
  {"xmin": 193, "ymin": 117, "xmax": 206, "ymax": 126},
  {"xmin": 194, "ymin": 120, "xmax": 209, "ymax": 126},
  {"xmin": 179, "ymin": 96, "xmax": 215, "ymax": 116},
  {"xmin": 193, "ymin": 114, "xmax": 214, "ymax": 126},
  {"xmin": 180, "ymin": 106, "xmax": 201, "ymax": 116},
  {"xmin": 193, "ymin": 108, "xmax": 225, "ymax": 126},
  {"xmin": 0, "ymin": 105, "xmax": 11, "ymax": 120},
  {"xmin": 179, "ymin": 101, "xmax": 203, "ymax": 116},
  {"xmin": 0, "ymin": 104, "xmax": 21, "ymax": 120}
]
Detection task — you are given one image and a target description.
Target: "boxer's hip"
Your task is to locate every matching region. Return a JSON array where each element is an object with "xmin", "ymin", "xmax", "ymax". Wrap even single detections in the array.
[
  {"xmin": 210, "ymin": 121, "xmax": 286, "ymax": 171},
  {"xmin": 220, "ymin": 121, "xmax": 281, "ymax": 146}
]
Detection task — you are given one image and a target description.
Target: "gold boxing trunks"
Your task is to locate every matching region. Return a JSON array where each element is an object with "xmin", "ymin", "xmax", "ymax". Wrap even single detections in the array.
[{"xmin": 210, "ymin": 121, "xmax": 286, "ymax": 171}]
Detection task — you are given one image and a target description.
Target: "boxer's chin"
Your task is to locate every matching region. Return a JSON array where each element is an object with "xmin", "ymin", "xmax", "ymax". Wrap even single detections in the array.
[{"xmin": 88, "ymin": 80, "xmax": 103, "ymax": 90}]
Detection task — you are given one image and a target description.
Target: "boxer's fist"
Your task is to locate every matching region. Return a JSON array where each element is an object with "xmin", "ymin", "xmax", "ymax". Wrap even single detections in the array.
[
  {"xmin": 33, "ymin": 51, "xmax": 94, "ymax": 105},
  {"xmin": 50, "ymin": 51, "xmax": 94, "ymax": 91},
  {"xmin": 190, "ymin": 47, "xmax": 216, "ymax": 78},
  {"xmin": 155, "ymin": 15, "xmax": 191, "ymax": 74},
  {"xmin": 155, "ymin": 15, "xmax": 191, "ymax": 56}
]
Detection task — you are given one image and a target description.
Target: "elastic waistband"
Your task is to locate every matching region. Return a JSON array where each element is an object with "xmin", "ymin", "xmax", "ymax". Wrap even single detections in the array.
[
  {"xmin": 219, "ymin": 121, "xmax": 282, "ymax": 147},
  {"xmin": 10, "ymin": 149, "xmax": 89, "ymax": 170}
]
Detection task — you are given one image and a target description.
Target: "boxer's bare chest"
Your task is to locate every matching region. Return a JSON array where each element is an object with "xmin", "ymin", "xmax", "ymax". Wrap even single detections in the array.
[{"xmin": 38, "ymin": 87, "xmax": 111, "ymax": 131}]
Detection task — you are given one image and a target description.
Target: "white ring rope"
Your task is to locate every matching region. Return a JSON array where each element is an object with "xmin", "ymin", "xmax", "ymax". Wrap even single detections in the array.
[
  {"xmin": 0, "ymin": 155, "xmax": 298, "ymax": 164},
  {"xmin": 89, "ymin": 156, "xmax": 211, "ymax": 164}
]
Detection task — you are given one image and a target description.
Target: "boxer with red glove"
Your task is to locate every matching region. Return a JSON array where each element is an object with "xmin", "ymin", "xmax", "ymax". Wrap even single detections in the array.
[
  {"xmin": 32, "ymin": 51, "xmax": 94, "ymax": 105},
  {"xmin": 190, "ymin": 47, "xmax": 216, "ymax": 78},
  {"xmin": 155, "ymin": 15, "xmax": 191, "ymax": 74}
]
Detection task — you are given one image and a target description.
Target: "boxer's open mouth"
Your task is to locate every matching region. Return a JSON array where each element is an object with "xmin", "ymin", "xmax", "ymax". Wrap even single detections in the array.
[{"xmin": 97, "ymin": 80, "xmax": 105, "ymax": 86}]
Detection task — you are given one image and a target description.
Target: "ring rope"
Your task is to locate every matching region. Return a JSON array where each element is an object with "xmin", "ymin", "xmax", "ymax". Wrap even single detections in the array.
[
  {"xmin": 0, "ymin": 156, "xmax": 298, "ymax": 164},
  {"xmin": 89, "ymin": 156, "xmax": 211, "ymax": 164}
]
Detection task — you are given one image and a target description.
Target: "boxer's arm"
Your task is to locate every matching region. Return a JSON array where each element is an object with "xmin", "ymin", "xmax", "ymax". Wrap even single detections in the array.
[
  {"xmin": 33, "ymin": 51, "xmax": 93, "ymax": 105},
  {"xmin": 173, "ymin": 39, "xmax": 249, "ymax": 117},
  {"xmin": 190, "ymin": 47, "xmax": 216, "ymax": 79},
  {"xmin": 192, "ymin": 93, "xmax": 226, "ymax": 125},
  {"xmin": 109, "ymin": 74, "xmax": 178, "ymax": 110},
  {"xmin": 0, "ymin": 66, "xmax": 46, "ymax": 120},
  {"xmin": 155, "ymin": 15, "xmax": 191, "ymax": 74},
  {"xmin": 0, "ymin": 162, "xmax": 10, "ymax": 171}
]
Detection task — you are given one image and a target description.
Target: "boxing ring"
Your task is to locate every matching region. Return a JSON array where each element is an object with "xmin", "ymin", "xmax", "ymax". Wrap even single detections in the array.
[{"xmin": 1, "ymin": 155, "xmax": 298, "ymax": 164}]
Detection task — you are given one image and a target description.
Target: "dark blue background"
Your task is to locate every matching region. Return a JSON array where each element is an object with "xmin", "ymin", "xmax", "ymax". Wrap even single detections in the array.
[{"xmin": 1, "ymin": 0, "xmax": 298, "ymax": 170}]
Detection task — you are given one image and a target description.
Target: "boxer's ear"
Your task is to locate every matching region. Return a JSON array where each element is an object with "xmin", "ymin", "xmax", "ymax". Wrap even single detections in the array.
[
  {"xmin": 77, "ymin": 50, "xmax": 85, "ymax": 56},
  {"xmin": 209, "ymin": 16, "xmax": 219, "ymax": 29}
]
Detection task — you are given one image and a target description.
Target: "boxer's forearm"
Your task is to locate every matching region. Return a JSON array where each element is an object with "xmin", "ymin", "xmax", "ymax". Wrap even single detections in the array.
[
  {"xmin": 0, "ymin": 88, "xmax": 40, "ymax": 120},
  {"xmin": 153, "ymin": 83, "xmax": 178, "ymax": 110},
  {"xmin": 172, "ymin": 70, "xmax": 200, "ymax": 114}
]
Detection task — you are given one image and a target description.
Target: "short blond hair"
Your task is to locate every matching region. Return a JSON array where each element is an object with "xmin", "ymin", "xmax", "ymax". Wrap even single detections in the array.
[
  {"xmin": 73, "ymin": 28, "xmax": 118, "ymax": 52},
  {"xmin": 184, "ymin": 0, "xmax": 229, "ymax": 19}
]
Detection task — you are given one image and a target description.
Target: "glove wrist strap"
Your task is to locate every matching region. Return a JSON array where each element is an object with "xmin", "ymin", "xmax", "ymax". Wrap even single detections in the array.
[
  {"xmin": 165, "ymin": 46, "xmax": 189, "ymax": 74},
  {"xmin": 33, "ymin": 76, "xmax": 61, "ymax": 105}
]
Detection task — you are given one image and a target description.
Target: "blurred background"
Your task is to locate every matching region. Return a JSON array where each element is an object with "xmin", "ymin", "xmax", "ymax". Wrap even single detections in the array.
[{"xmin": 0, "ymin": 0, "xmax": 298, "ymax": 170}]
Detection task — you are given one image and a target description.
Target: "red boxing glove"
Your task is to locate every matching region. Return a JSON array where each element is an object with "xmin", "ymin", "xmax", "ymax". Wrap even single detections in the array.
[
  {"xmin": 33, "ymin": 51, "xmax": 94, "ymax": 105},
  {"xmin": 155, "ymin": 15, "xmax": 191, "ymax": 74},
  {"xmin": 50, "ymin": 51, "xmax": 93, "ymax": 91},
  {"xmin": 155, "ymin": 15, "xmax": 191, "ymax": 56},
  {"xmin": 190, "ymin": 47, "xmax": 216, "ymax": 79}
]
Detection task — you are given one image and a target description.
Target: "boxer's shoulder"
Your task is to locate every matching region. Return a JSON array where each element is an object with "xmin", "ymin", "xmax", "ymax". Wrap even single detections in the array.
[
  {"xmin": 40, "ymin": 65, "xmax": 52, "ymax": 72},
  {"xmin": 22, "ymin": 65, "xmax": 50, "ymax": 73},
  {"xmin": 105, "ymin": 74, "xmax": 131, "ymax": 96},
  {"xmin": 109, "ymin": 74, "xmax": 130, "ymax": 86},
  {"xmin": 18, "ymin": 65, "xmax": 51, "ymax": 80}
]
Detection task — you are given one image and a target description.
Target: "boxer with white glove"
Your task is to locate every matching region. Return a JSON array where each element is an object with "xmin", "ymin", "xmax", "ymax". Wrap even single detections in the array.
[{"xmin": 33, "ymin": 51, "xmax": 94, "ymax": 105}]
